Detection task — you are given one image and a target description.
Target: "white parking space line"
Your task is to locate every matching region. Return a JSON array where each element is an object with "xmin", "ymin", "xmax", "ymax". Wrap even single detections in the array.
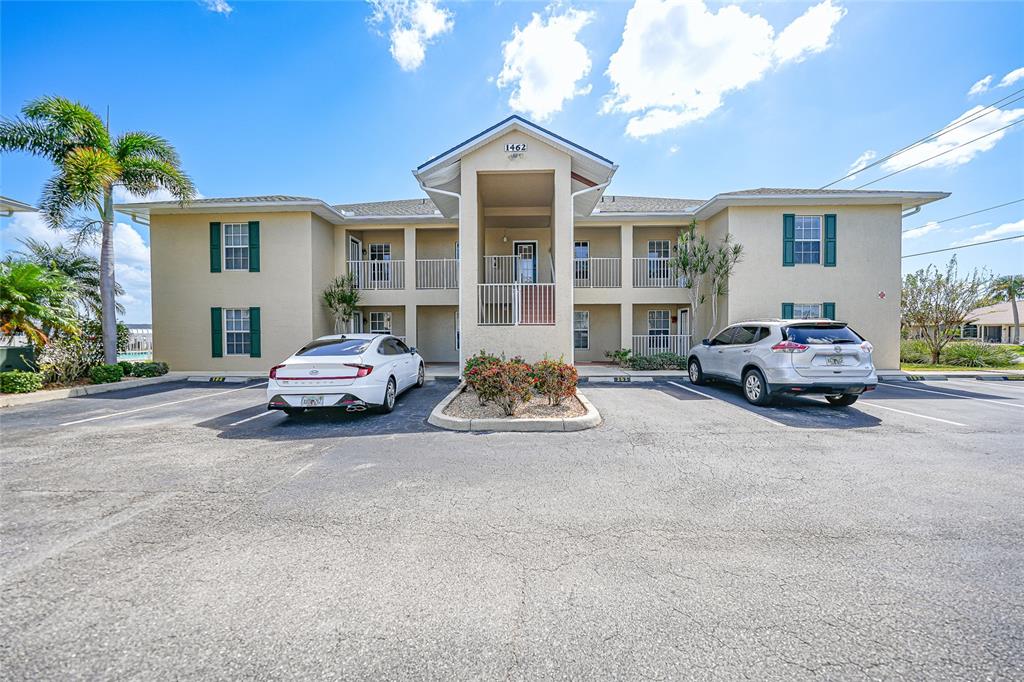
[
  {"xmin": 856, "ymin": 400, "xmax": 967, "ymax": 426},
  {"xmin": 666, "ymin": 381, "xmax": 789, "ymax": 428},
  {"xmin": 877, "ymin": 381, "xmax": 1024, "ymax": 410},
  {"xmin": 228, "ymin": 410, "xmax": 277, "ymax": 427},
  {"xmin": 59, "ymin": 382, "xmax": 269, "ymax": 426}
]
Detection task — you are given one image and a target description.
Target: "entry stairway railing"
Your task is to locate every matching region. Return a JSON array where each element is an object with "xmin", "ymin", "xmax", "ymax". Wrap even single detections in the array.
[
  {"xmin": 478, "ymin": 283, "xmax": 556, "ymax": 325},
  {"xmin": 632, "ymin": 334, "xmax": 692, "ymax": 357}
]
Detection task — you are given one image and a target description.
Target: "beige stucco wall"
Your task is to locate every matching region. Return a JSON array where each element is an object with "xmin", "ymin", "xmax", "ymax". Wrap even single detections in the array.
[
  {"xmin": 358, "ymin": 306, "xmax": 405, "ymax": 336},
  {"xmin": 633, "ymin": 226, "xmax": 681, "ymax": 257},
  {"xmin": 416, "ymin": 305, "xmax": 459, "ymax": 362},
  {"xmin": 416, "ymin": 228, "xmax": 459, "ymax": 259},
  {"xmin": 632, "ymin": 303, "xmax": 691, "ymax": 336},
  {"xmin": 724, "ymin": 205, "xmax": 904, "ymax": 368},
  {"xmin": 311, "ymin": 215, "xmax": 336, "ymax": 338},
  {"xmin": 459, "ymin": 129, "xmax": 574, "ymax": 364},
  {"xmin": 482, "ymin": 227, "xmax": 554, "ymax": 282},
  {"xmin": 572, "ymin": 226, "xmax": 620, "ymax": 258},
  {"xmin": 149, "ymin": 211, "xmax": 316, "ymax": 371},
  {"xmin": 572, "ymin": 304, "xmax": 620, "ymax": 362}
]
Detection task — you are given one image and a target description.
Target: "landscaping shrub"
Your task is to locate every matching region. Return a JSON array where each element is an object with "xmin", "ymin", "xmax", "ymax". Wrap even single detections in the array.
[
  {"xmin": 132, "ymin": 361, "xmax": 169, "ymax": 378},
  {"xmin": 118, "ymin": 360, "xmax": 137, "ymax": 376},
  {"xmin": 900, "ymin": 339, "xmax": 931, "ymax": 364},
  {"xmin": 472, "ymin": 358, "xmax": 533, "ymax": 416},
  {"xmin": 940, "ymin": 342, "xmax": 1018, "ymax": 368},
  {"xmin": 36, "ymin": 335, "xmax": 91, "ymax": 385},
  {"xmin": 89, "ymin": 363, "xmax": 124, "ymax": 384},
  {"xmin": 464, "ymin": 351, "xmax": 501, "ymax": 403},
  {"xmin": 530, "ymin": 358, "xmax": 578, "ymax": 405},
  {"xmin": 625, "ymin": 352, "xmax": 687, "ymax": 371},
  {"xmin": 0, "ymin": 370, "xmax": 43, "ymax": 394},
  {"xmin": 605, "ymin": 348, "xmax": 631, "ymax": 366},
  {"xmin": 81, "ymin": 320, "xmax": 130, "ymax": 366}
]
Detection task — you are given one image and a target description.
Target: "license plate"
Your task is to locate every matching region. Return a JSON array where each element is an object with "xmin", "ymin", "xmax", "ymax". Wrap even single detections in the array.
[
  {"xmin": 826, "ymin": 356, "xmax": 844, "ymax": 366},
  {"xmin": 301, "ymin": 395, "xmax": 324, "ymax": 407}
]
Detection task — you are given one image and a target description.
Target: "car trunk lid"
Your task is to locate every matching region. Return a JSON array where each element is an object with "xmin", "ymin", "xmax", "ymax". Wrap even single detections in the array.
[{"xmin": 274, "ymin": 355, "xmax": 366, "ymax": 387}]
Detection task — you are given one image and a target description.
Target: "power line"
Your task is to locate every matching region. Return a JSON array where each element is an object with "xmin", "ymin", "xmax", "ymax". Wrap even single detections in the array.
[
  {"xmin": 902, "ymin": 197, "xmax": 1024, "ymax": 233},
  {"xmin": 854, "ymin": 119, "xmax": 1024, "ymax": 189},
  {"xmin": 821, "ymin": 87, "xmax": 1024, "ymax": 189},
  {"xmin": 903, "ymin": 234, "xmax": 1024, "ymax": 258}
]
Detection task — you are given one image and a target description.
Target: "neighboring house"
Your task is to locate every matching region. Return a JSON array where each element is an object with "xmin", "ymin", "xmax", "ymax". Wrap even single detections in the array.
[
  {"xmin": 117, "ymin": 116, "xmax": 949, "ymax": 372},
  {"xmin": 958, "ymin": 302, "xmax": 1023, "ymax": 344}
]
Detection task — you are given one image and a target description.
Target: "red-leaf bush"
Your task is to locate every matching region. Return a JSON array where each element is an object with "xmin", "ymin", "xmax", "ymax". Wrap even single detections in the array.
[
  {"xmin": 472, "ymin": 358, "xmax": 533, "ymax": 416},
  {"xmin": 530, "ymin": 358, "xmax": 578, "ymax": 405},
  {"xmin": 464, "ymin": 350, "xmax": 500, "ymax": 404}
]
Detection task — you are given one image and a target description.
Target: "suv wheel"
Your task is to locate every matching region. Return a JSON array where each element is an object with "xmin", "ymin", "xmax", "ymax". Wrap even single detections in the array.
[
  {"xmin": 826, "ymin": 394, "xmax": 859, "ymax": 406},
  {"xmin": 742, "ymin": 369, "xmax": 773, "ymax": 406},
  {"xmin": 688, "ymin": 359, "xmax": 706, "ymax": 386}
]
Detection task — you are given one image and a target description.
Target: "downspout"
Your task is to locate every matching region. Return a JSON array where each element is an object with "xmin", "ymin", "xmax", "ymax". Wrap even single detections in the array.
[
  {"xmin": 568, "ymin": 181, "xmax": 611, "ymax": 364},
  {"xmin": 417, "ymin": 177, "xmax": 464, "ymax": 374},
  {"xmin": 901, "ymin": 205, "xmax": 921, "ymax": 219}
]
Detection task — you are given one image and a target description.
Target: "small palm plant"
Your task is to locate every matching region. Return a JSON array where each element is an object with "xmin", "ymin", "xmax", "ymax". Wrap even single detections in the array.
[
  {"xmin": 0, "ymin": 260, "xmax": 80, "ymax": 346},
  {"xmin": 0, "ymin": 96, "xmax": 195, "ymax": 363},
  {"xmin": 322, "ymin": 273, "xmax": 361, "ymax": 333},
  {"xmin": 16, "ymin": 238, "xmax": 125, "ymax": 318}
]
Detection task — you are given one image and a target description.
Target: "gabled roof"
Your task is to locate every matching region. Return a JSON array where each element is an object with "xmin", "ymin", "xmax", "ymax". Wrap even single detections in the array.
[
  {"xmin": 333, "ymin": 198, "xmax": 441, "ymax": 218},
  {"xmin": 115, "ymin": 195, "xmax": 348, "ymax": 225}
]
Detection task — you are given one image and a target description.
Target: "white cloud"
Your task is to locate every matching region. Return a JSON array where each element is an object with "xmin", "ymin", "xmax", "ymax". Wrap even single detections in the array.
[
  {"xmin": 603, "ymin": 0, "xmax": 846, "ymax": 138},
  {"xmin": 902, "ymin": 221, "xmax": 940, "ymax": 240},
  {"xmin": 200, "ymin": 0, "xmax": 233, "ymax": 15},
  {"xmin": 880, "ymin": 105, "xmax": 1024, "ymax": 171},
  {"xmin": 846, "ymin": 149, "xmax": 877, "ymax": 179},
  {"xmin": 496, "ymin": 6, "xmax": 594, "ymax": 121},
  {"xmin": 0, "ymin": 212, "xmax": 152, "ymax": 321},
  {"xmin": 954, "ymin": 219, "xmax": 1024, "ymax": 246},
  {"xmin": 997, "ymin": 67, "xmax": 1024, "ymax": 88},
  {"xmin": 668, "ymin": 145, "xmax": 679, "ymax": 155},
  {"xmin": 967, "ymin": 75, "xmax": 992, "ymax": 96},
  {"xmin": 369, "ymin": 0, "xmax": 454, "ymax": 71}
]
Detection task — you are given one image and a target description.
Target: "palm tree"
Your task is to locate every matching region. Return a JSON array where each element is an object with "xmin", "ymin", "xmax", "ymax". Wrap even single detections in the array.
[
  {"xmin": 987, "ymin": 274, "xmax": 1022, "ymax": 345},
  {"xmin": 16, "ymin": 238, "xmax": 125, "ymax": 318},
  {"xmin": 0, "ymin": 96, "xmax": 195, "ymax": 363},
  {"xmin": 0, "ymin": 259, "xmax": 80, "ymax": 346}
]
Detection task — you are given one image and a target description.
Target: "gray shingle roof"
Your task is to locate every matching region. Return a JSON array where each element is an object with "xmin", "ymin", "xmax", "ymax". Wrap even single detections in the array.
[
  {"xmin": 333, "ymin": 198, "xmax": 442, "ymax": 217},
  {"xmin": 594, "ymin": 195, "xmax": 705, "ymax": 213},
  {"xmin": 186, "ymin": 195, "xmax": 319, "ymax": 203}
]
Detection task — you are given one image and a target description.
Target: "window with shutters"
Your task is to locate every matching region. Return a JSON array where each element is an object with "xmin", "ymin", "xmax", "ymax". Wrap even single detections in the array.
[
  {"xmin": 224, "ymin": 308, "xmax": 251, "ymax": 355},
  {"xmin": 792, "ymin": 303, "xmax": 822, "ymax": 319},
  {"xmin": 223, "ymin": 223, "xmax": 250, "ymax": 270},
  {"xmin": 794, "ymin": 216, "xmax": 822, "ymax": 264}
]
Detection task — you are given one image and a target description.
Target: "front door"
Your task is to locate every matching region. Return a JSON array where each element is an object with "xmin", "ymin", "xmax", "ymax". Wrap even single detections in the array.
[
  {"xmin": 513, "ymin": 241, "xmax": 537, "ymax": 283},
  {"xmin": 677, "ymin": 308, "xmax": 691, "ymax": 355}
]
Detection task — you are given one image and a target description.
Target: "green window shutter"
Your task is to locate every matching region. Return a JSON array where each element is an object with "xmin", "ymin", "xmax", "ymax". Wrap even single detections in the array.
[
  {"xmin": 782, "ymin": 214, "xmax": 795, "ymax": 266},
  {"xmin": 249, "ymin": 307, "xmax": 261, "ymax": 358},
  {"xmin": 822, "ymin": 302, "xmax": 836, "ymax": 320},
  {"xmin": 210, "ymin": 222, "xmax": 221, "ymax": 273},
  {"xmin": 211, "ymin": 307, "xmax": 223, "ymax": 357},
  {"xmin": 781, "ymin": 302, "xmax": 794, "ymax": 318},
  {"xmin": 823, "ymin": 214, "xmax": 837, "ymax": 267},
  {"xmin": 248, "ymin": 221, "xmax": 260, "ymax": 272}
]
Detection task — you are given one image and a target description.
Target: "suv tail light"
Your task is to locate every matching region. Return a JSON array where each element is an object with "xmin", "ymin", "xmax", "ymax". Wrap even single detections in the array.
[
  {"xmin": 269, "ymin": 364, "xmax": 286, "ymax": 379},
  {"xmin": 771, "ymin": 340, "xmax": 809, "ymax": 353},
  {"xmin": 860, "ymin": 341, "xmax": 874, "ymax": 353},
  {"xmin": 344, "ymin": 363, "xmax": 374, "ymax": 378}
]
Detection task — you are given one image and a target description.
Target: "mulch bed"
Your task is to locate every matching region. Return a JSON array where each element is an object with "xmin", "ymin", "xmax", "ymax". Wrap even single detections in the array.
[{"xmin": 444, "ymin": 387, "xmax": 587, "ymax": 419}]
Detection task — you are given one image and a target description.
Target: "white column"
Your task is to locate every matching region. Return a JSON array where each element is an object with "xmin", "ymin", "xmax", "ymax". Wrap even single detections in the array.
[
  {"xmin": 620, "ymin": 302, "xmax": 632, "ymax": 352},
  {"xmin": 404, "ymin": 226, "xmax": 417, "ymax": 290},
  {"xmin": 405, "ymin": 304, "xmax": 417, "ymax": 348},
  {"xmin": 620, "ymin": 223, "xmax": 633, "ymax": 291}
]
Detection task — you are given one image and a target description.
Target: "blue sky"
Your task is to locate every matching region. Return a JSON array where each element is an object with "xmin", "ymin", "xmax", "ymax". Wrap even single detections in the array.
[{"xmin": 2, "ymin": 0, "xmax": 1022, "ymax": 323}]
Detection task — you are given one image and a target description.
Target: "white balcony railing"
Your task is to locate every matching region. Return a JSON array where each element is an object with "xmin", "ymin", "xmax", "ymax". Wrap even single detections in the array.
[
  {"xmin": 632, "ymin": 257, "xmax": 687, "ymax": 288},
  {"xmin": 416, "ymin": 259, "xmax": 459, "ymax": 289},
  {"xmin": 482, "ymin": 255, "xmax": 523, "ymax": 284},
  {"xmin": 573, "ymin": 257, "xmax": 621, "ymax": 288},
  {"xmin": 632, "ymin": 334, "xmax": 692, "ymax": 357},
  {"xmin": 349, "ymin": 260, "xmax": 405, "ymax": 290},
  {"xmin": 478, "ymin": 283, "xmax": 556, "ymax": 326}
]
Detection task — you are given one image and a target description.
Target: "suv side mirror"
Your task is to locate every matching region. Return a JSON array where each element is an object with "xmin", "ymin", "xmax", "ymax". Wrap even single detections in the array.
[
  {"xmin": 701, "ymin": 338, "xmax": 711, "ymax": 346},
  {"xmin": 409, "ymin": 347, "xmax": 417, "ymax": 354}
]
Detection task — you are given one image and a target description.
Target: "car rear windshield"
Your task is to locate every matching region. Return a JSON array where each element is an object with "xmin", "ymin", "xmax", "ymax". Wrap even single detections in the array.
[
  {"xmin": 295, "ymin": 338, "xmax": 370, "ymax": 356},
  {"xmin": 784, "ymin": 324, "xmax": 863, "ymax": 345}
]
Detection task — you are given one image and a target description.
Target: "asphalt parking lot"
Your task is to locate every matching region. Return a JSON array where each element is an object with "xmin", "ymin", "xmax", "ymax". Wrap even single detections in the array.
[{"xmin": 2, "ymin": 375, "xmax": 1022, "ymax": 678}]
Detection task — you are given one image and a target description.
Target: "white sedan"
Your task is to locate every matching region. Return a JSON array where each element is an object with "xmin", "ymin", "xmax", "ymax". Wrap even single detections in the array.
[{"xmin": 267, "ymin": 334, "xmax": 425, "ymax": 416}]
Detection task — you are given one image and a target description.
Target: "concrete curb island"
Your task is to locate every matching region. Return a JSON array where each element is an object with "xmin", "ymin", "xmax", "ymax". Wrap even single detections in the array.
[
  {"xmin": 428, "ymin": 383, "xmax": 602, "ymax": 432},
  {"xmin": 0, "ymin": 372, "xmax": 190, "ymax": 408}
]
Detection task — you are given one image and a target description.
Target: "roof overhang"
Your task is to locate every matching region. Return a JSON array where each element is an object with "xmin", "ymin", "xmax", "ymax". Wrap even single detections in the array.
[
  {"xmin": 413, "ymin": 115, "xmax": 618, "ymax": 219},
  {"xmin": 114, "ymin": 199, "xmax": 348, "ymax": 225},
  {"xmin": 693, "ymin": 191, "xmax": 951, "ymax": 220},
  {"xmin": 0, "ymin": 196, "xmax": 37, "ymax": 216}
]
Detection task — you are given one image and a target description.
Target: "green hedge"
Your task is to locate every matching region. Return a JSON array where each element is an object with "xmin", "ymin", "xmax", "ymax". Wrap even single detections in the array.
[
  {"xmin": 0, "ymin": 370, "xmax": 43, "ymax": 394},
  {"xmin": 89, "ymin": 364, "xmax": 124, "ymax": 384},
  {"xmin": 117, "ymin": 361, "xmax": 170, "ymax": 378},
  {"xmin": 625, "ymin": 352, "xmax": 688, "ymax": 371},
  {"xmin": 899, "ymin": 339, "xmax": 932, "ymax": 364}
]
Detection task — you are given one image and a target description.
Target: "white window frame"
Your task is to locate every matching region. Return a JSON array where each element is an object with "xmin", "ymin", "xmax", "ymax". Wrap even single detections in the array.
[
  {"xmin": 794, "ymin": 215, "xmax": 822, "ymax": 265},
  {"xmin": 223, "ymin": 223, "xmax": 250, "ymax": 271},
  {"xmin": 648, "ymin": 309, "xmax": 670, "ymax": 336},
  {"xmin": 574, "ymin": 240, "xmax": 590, "ymax": 280},
  {"xmin": 574, "ymin": 310, "xmax": 590, "ymax": 350},
  {"xmin": 368, "ymin": 243, "xmax": 391, "ymax": 261},
  {"xmin": 648, "ymin": 240, "xmax": 670, "ymax": 259},
  {"xmin": 792, "ymin": 303, "xmax": 822, "ymax": 319},
  {"xmin": 369, "ymin": 311, "xmax": 392, "ymax": 334},
  {"xmin": 224, "ymin": 308, "xmax": 251, "ymax": 356}
]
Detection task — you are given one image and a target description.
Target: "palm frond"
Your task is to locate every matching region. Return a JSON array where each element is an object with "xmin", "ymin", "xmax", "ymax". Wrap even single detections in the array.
[
  {"xmin": 114, "ymin": 131, "xmax": 180, "ymax": 165},
  {"xmin": 38, "ymin": 175, "xmax": 88, "ymax": 229},
  {"xmin": 63, "ymin": 147, "xmax": 121, "ymax": 204},
  {"xmin": 0, "ymin": 118, "xmax": 66, "ymax": 161},
  {"xmin": 119, "ymin": 157, "xmax": 196, "ymax": 203},
  {"xmin": 22, "ymin": 95, "xmax": 110, "ymax": 151}
]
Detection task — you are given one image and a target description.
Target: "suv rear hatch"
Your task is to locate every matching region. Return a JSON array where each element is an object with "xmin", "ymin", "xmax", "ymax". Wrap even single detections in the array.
[{"xmin": 784, "ymin": 323, "xmax": 874, "ymax": 379}]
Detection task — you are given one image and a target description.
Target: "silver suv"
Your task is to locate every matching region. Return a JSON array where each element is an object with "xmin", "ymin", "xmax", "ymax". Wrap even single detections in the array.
[{"xmin": 687, "ymin": 319, "xmax": 878, "ymax": 406}]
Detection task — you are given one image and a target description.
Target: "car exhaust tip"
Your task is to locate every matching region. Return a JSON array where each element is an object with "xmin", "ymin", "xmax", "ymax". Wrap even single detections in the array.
[{"xmin": 345, "ymin": 404, "xmax": 367, "ymax": 412}]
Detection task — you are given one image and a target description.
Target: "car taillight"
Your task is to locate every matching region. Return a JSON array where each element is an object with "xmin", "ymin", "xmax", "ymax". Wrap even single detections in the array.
[
  {"xmin": 771, "ymin": 340, "xmax": 809, "ymax": 353},
  {"xmin": 860, "ymin": 341, "xmax": 874, "ymax": 353},
  {"xmin": 269, "ymin": 364, "xmax": 286, "ymax": 379},
  {"xmin": 345, "ymin": 363, "xmax": 373, "ymax": 378}
]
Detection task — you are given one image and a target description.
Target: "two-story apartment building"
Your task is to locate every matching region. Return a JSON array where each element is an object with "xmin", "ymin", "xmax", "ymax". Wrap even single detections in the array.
[{"xmin": 118, "ymin": 116, "xmax": 948, "ymax": 372}]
